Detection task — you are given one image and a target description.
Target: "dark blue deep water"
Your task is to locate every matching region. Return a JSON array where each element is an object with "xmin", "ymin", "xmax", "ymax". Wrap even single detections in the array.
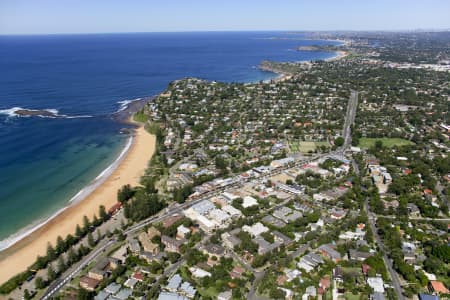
[{"xmin": 0, "ymin": 32, "xmax": 339, "ymax": 246}]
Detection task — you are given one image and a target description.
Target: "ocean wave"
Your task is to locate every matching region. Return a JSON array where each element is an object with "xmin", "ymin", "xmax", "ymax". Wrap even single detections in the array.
[
  {"xmin": 116, "ymin": 98, "xmax": 143, "ymax": 113},
  {"xmin": 0, "ymin": 107, "xmax": 93, "ymax": 119},
  {"xmin": 0, "ymin": 206, "xmax": 69, "ymax": 252},
  {"xmin": 0, "ymin": 135, "xmax": 134, "ymax": 251},
  {"xmin": 94, "ymin": 135, "xmax": 133, "ymax": 181}
]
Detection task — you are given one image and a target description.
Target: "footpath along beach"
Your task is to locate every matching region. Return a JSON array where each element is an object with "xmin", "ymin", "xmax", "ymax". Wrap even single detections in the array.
[{"xmin": 0, "ymin": 123, "xmax": 155, "ymax": 284}]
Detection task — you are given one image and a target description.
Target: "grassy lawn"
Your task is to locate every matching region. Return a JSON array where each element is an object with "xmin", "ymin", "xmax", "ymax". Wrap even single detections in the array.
[
  {"xmin": 358, "ymin": 137, "xmax": 414, "ymax": 148},
  {"xmin": 289, "ymin": 141, "xmax": 331, "ymax": 153},
  {"xmin": 341, "ymin": 267, "xmax": 361, "ymax": 273},
  {"xmin": 315, "ymin": 141, "xmax": 331, "ymax": 148},
  {"xmin": 197, "ymin": 286, "xmax": 219, "ymax": 298},
  {"xmin": 344, "ymin": 292, "xmax": 363, "ymax": 300}
]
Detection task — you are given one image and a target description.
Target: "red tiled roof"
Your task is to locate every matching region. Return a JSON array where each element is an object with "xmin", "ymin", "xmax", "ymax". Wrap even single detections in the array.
[
  {"xmin": 320, "ymin": 277, "xmax": 331, "ymax": 289},
  {"xmin": 430, "ymin": 281, "xmax": 449, "ymax": 294},
  {"xmin": 132, "ymin": 271, "xmax": 145, "ymax": 281},
  {"xmin": 403, "ymin": 169, "xmax": 412, "ymax": 175},
  {"xmin": 108, "ymin": 202, "xmax": 123, "ymax": 214},
  {"xmin": 80, "ymin": 276, "xmax": 100, "ymax": 289},
  {"xmin": 277, "ymin": 275, "xmax": 287, "ymax": 285},
  {"xmin": 362, "ymin": 264, "xmax": 371, "ymax": 274}
]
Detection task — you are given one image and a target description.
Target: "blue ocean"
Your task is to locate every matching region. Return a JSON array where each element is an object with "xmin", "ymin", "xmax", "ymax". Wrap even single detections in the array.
[{"xmin": 0, "ymin": 32, "xmax": 339, "ymax": 247}]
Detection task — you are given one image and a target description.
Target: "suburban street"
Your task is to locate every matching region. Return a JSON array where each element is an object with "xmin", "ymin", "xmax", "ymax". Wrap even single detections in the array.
[
  {"xmin": 342, "ymin": 90, "xmax": 358, "ymax": 149},
  {"xmin": 365, "ymin": 198, "xmax": 405, "ymax": 300}
]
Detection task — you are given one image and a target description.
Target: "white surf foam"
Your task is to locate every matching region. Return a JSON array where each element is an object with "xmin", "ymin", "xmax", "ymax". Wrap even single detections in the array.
[
  {"xmin": 116, "ymin": 98, "xmax": 143, "ymax": 112},
  {"xmin": 0, "ymin": 107, "xmax": 93, "ymax": 119},
  {"xmin": 94, "ymin": 136, "xmax": 133, "ymax": 181},
  {"xmin": 0, "ymin": 135, "xmax": 134, "ymax": 251}
]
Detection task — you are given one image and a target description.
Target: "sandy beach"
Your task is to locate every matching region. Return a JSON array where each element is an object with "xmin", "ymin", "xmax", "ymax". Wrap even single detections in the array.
[
  {"xmin": 325, "ymin": 50, "xmax": 348, "ymax": 61},
  {"xmin": 0, "ymin": 124, "xmax": 155, "ymax": 284}
]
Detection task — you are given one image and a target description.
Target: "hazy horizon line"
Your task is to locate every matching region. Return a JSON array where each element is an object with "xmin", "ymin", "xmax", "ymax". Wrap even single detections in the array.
[{"xmin": 1, "ymin": 28, "xmax": 450, "ymax": 37}]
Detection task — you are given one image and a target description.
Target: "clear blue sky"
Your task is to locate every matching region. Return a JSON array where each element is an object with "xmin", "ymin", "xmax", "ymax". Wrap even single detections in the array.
[{"xmin": 1, "ymin": 0, "xmax": 450, "ymax": 35}]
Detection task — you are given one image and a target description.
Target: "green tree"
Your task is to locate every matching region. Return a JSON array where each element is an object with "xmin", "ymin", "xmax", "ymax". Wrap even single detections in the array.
[
  {"xmin": 87, "ymin": 232, "xmax": 95, "ymax": 248},
  {"xmin": 77, "ymin": 288, "xmax": 94, "ymax": 300},
  {"xmin": 65, "ymin": 234, "xmax": 76, "ymax": 249},
  {"xmin": 335, "ymin": 136, "xmax": 344, "ymax": 147},
  {"xmin": 55, "ymin": 236, "xmax": 65, "ymax": 254},
  {"xmin": 35, "ymin": 276, "xmax": 45, "ymax": 289},
  {"xmin": 375, "ymin": 140, "xmax": 383, "ymax": 150},
  {"xmin": 92, "ymin": 214, "xmax": 101, "ymax": 227},
  {"xmin": 118, "ymin": 184, "xmax": 134, "ymax": 203},
  {"xmin": 99, "ymin": 205, "xmax": 108, "ymax": 222},
  {"xmin": 33, "ymin": 255, "xmax": 48, "ymax": 269},
  {"xmin": 46, "ymin": 242, "xmax": 57, "ymax": 261},
  {"xmin": 67, "ymin": 247, "xmax": 77, "ymax": 265},
  {"xmin": 47, "ymin": 265, "xmax": 56, "ymax": 281},
  {"xmin": 57, "ymin": 256, "xmax": 66, "ymax": 274},
  {"xmin": 269, "ymin": 287, "xmax": 286, "ymax": 299},
  {"xmin": 82, "ymin": 215, "xmax": 90, "ymax": 232},
  {"xmin": 75, "ymin": 224, "xmax": 83, "ymax": 238},
  {"xmin": 215, "ymin": 156, "xmax": 227, "ymax": 170},
  {"xmin": 23, "ymin": 289, "xmax": 31, "ymax": 300}
]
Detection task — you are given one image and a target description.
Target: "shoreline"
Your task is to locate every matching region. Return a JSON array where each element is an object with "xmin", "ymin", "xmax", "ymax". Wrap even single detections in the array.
[
  {"xmin": 0, "ymin": 119, "xmax": 156, "ymax": 284},
  {"xmin": 0, "ymin": 136, "xmax": 134, "ymax": 253},
  {"xmin": 0, "ymin": 99, "xmax": 150, "ymax": 253},
  {"xmin": 260, "ymin": 49, "xmax": 347, "ymax": 83},
  {"xmin": 325, "ymin": 50, "xmax": 348, "ymax": 61}
]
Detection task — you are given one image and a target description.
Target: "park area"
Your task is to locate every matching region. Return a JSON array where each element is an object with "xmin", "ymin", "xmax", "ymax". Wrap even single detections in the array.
[
  {"xmin": 289, "ymin": 141, "xmax": 331, "ymax": 153},
  {"xmin": 358, "ymin": 138, "xmax": 414, "ymax": 149}
]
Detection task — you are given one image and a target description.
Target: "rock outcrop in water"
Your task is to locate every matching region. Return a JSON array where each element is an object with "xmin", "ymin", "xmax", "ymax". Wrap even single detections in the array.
[{"xmin": 15, "ymin": 109, "xmax": 59, "ymax": 118}]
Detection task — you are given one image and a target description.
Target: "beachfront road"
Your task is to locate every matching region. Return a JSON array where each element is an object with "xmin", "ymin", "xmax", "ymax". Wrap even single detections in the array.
[{"xmin": 41, "ymin": 239, "xmax": 115, "ymax": 300}]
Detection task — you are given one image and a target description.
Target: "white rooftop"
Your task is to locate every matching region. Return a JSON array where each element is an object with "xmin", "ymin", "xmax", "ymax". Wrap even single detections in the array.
[
  {"xmin": 367, "ymin": 277, "xmax": 385, "ymax": 293},
  {"xmin": 189, "ymin": 267, "xmax": 212, "ymax": 278},
  {"xmin": 222, "ymin": 192, "xmax": 239, "ymax": 201},
  {"xmin": 221, "ymin": 205, "xmax": 242, "ymax": 217},
  {"xmin": 191, "ymin": 200, "xmax": 215, "ymax": 215},
  {"xmin": 242, "ymin": 222, "xmax": 269, "ymax": 236},
  {"xmin": 242, "ymin": 196, "xmax": 258, "ymax": 208},
  {"xmin": 209, "ymin": 209, "xmax": 231, "ymax": 223}
]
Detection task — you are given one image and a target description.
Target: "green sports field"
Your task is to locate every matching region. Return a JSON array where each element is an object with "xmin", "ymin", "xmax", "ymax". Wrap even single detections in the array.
[
  {"xmin": 290, "ymin": 141, "xmax": 331, "ymax": 153},
  {"xmin": 358, "ymin": 137, "xmax": 414, "ymax": 148}
]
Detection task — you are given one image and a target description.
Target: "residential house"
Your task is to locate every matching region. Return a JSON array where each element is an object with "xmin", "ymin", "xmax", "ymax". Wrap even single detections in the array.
[
  {"xmin": 158, "ymin": 292, "xmax": 189, "ymax": 300},
  {"xmin": 176, "ymin": 225, "xmax": 191, "ymax": 240},
  {"xmin": 242, "ymin": 222, "xmax": 269, "ymax": 237},
  {"xmin": 80, "ymin": 276, "xmax": 100, "ymax": 291},
  {"xmin": 349, "ymin": 249, "xmax": 374, "ymax": 261},
  {"xmin": 163, "ymin": 214, "xmax": 184, "ymax": 228},
  {"xmin": 88, "ymin": 258, "xmax": 116, "ymax": 281},
  {"xmin": 128, "ymin": 239, "xmax": 141, "ymax": 255},
  {"xmin": 429, "ymin": 281, "xmax": 449, "ymax": 295},
  {"xmin": 221, "ymin": 232, "xmax": 242, "ymax": 249},
  {"xmin": 217, "ymin": 290, "xmax": 232, "ymax": 300},
  {"xmin": 419, "ymin": 294, "xmax": 440, "ymax": 300},
  {"xmin": 371, "ymin": 292, "xmax": 386, "ymax": 300},
  {"xmin": 162, "ymin": 235, "xmax": 184, "ymax": 253},
  {"xmin": 166, "ymin": 274, "xmax": 182, "ymax": 292},
  {"xmin": 319, "ymin": 276, "xmax": 331, "ymax": 295},
  {"xmin": 105, "ymin": 283, "xmax": 121, "ymax": 295},
  {"xmin": 139, "ymin": 231, "xmax": 160, "ymax": 255},
  {"xmin": 242, "ymin": 196, "xmax": 258, "ymax": 208},
  {"xmin": 318, "ymin": 244, "xmax": 342, "ymax": 262},
  {"xmin": 202, "ymin": 244, "xmax": 226, "ymax": 258},
  {"xmin": 367, "ymin": 277, "xmax": 385, "ymax": 293}
]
